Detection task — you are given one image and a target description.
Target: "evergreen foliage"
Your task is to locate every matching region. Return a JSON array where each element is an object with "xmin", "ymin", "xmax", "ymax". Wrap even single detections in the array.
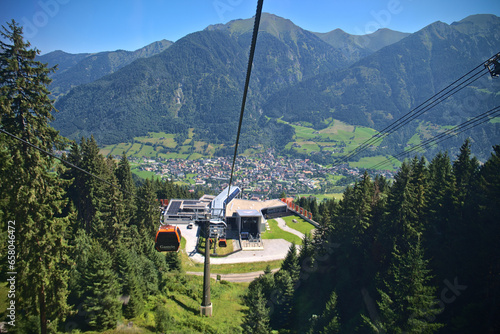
[
  {"xmin": 0, "ymin": 20, "xmax": 74, "ymax": 333},
  {"xmin": 273, "ymin": 141, "xmax": 500, "ymax": 333},
  {"xmin": 80, "ymin": 242, "xmax": 121, "ymax": 330},
  {"xmin": 242, "ymin": 285, "xmax": 271, "ymax": 334}
]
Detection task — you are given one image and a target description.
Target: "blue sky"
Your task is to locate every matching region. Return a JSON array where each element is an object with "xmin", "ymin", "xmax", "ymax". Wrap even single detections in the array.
[{"xmin": 1, "ymin": 0, "xmax": 499, "ymax": 55}]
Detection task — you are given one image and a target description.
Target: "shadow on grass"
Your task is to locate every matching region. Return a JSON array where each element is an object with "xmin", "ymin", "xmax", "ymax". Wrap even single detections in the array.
[{"xmin": 171, "ymin": 295, "xmax": 199, "ymax": 315}]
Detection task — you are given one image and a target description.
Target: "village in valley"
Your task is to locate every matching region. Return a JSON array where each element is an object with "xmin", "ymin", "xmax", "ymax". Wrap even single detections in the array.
[{"xmin": 127, "ymin": 152, "xmax": 396, "ymax": 199}]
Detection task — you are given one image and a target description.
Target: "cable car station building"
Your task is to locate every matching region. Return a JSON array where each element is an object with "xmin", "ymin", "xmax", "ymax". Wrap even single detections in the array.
[{"xmin": 162, "ymin": 187, "xmax": 290, "ymax": 242}]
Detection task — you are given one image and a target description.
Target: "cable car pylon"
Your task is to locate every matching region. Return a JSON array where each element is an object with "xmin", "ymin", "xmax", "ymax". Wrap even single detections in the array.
[{"xmin": 199, "ymin": 213, "xmax": 212, "ymax": 316}]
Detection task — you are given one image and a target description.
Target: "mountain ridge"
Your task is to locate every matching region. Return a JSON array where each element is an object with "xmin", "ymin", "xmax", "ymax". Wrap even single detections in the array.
[
  {"xmin": 38, "ymin": 39, "xmax": 173, "ymax": 99},
  {"xmin": 50, "ymin": 13, "xmax": 500, "ymax": 161}
]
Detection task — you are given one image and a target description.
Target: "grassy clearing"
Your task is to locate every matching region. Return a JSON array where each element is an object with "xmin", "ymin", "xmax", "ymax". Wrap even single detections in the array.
[
  {"xmin": 127, "ymin": 275, "xmax": 247, "ymax": 333},
  {"xmin": 298, "ymin": 193, "xmax": 344, "ymax": 201},
  {"xmin": 185, "ymin": 259, "xmax": 284, "ymax": 275},
  {"xmin": 349, "ymin": 155, "xmax": 401, "ymax": 171},
  {"xmin": 282, "ymin": 119, "xmax": 381, "ymax": 157},
  {"xmin": 197, "ymin": 236, "xmax": 235, "ymax": 256},
  {"xmin": 180, "ymin": 238, "xmax": 283, "ymax": 275},
  {"xmin": 130, "ymin": 167, "xmax": 161, "ymax": 180},
  {"xmin": 262, "ymin": 219, "xmax": 303, "ymax": 245},
  {"xmin": 283, "ymin": 215, "xmax": 316, "ymax": 235}
]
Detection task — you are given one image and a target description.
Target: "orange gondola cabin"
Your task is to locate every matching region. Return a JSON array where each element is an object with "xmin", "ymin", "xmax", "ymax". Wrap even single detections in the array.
[{"xmin": 155, "ymin": 225, "xmax": 182, "ymax": 252}]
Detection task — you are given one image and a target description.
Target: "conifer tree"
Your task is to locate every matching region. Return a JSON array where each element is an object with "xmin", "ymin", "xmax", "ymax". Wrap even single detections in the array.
[
  {"xmin": 242, "ymin": 285, "xmax": 271, "ymax": 334},
  {"xmin": 453, "ymin": 139, "xmax": 479, "ymax": 215},
  {"xmin": 165, "ymin": 250, "xmax": 182, "ymax": 272},
  {"xmin": 135, "ymin": 178, "xmax": 160, "ymax": 237},
  {"xmin": 382, "ymin": 160, "xmax": 421, "ymax": 254},
  {"xmin": 0, "ymin": 20, "xmax": 73, "ymax": 333},
  {"xmin": 281, "ymin": 242, "xmax": 300, "ymax": 282},
  {"xmin": 115, "ymin": 153, "xmax": 137, "ymax": 221},
  {"xmin": 367, "ymin": 240, "xmax": 443, "ymax": 333},
  {"xmin": 272, "ymin": 270, "xmax": 295, "ymax": 329},
  {"xmin": 474, "ymin": 144, "xmax": 500, "ymax": 331},
  {"xmin": 114, "ymin": 244, "xmax": 144, "ymax": 319},
  {"xmin": 321, "ymin": 291, "xmax": 341, "ymax": 333},
  {"xmin": 73, "ymin": 136, "xmax": 108, "ymax": 233},
  {"xmin": 298, "ymin": 233, "xmax": 315, "ymax": 273},
  {"xmin": 311, "ymin": 290, "xmax": 341, "ymax": 333},
  {"xmin": 155, "ymin": 303, "xmax": 174, "ymax": 332},
  {"xmin": 81, "ymin": 242, "xmax": 121, "ymax": 330}
]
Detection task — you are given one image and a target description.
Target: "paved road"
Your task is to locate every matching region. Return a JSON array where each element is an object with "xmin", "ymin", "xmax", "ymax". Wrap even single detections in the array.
[
  {"xmin": 183, "ymin": 223, "xmax": 292, "ymax": 264},
  {"xmin": 186, "ymin": 268, "xmax": 280, "ymax": 283},
  {"xmin": 275, "ymin": 217, "xmax": 305, "ymax": 240}
]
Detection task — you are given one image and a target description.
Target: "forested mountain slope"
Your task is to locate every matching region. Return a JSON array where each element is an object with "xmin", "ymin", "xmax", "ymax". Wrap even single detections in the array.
[
  {"xmin": 38, "ymin": 39, "xmax": 172, "ymax": 99},
  {"xmin": 264, "ymin": 14, "xmax": 500, "ymax": 157},
  {"xmin": 51, "ymin": 13, "xmax": 500, "ymax": 160},
  {"xmin": 52, "ymin": 14, "xmax": 356, "ymax": 146}
]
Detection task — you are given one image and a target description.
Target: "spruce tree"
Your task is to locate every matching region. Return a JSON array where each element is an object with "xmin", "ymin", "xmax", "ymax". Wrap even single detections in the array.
[
  {"xmin": 281, "ymin": 242, "xmax": 300, "ymax": 282},
  {"xmin": 272, "ymin": 270, "xmax": 295, "ymax": 329},
  {"xmin": 474, "ymin": 144, "xmax": 500, "ymax": 331},
  {"xmin": 311, "ymin": 290, "xmax": 340, "ymax": 333},
  {"xmin": 0, "ymin": 20, "xmax": 73, "ymax": 333},
  {"xmin": 155, "ymin": 303, "xmax": 174, "ymax": 332},
  {"xmin": 115, "ymin": 153, "xmax": 137, "ymax": 221},
  {"xmin": 135, "ymin": 178, "xmax": 160, "ymax": 237},
  {"xmin": 165, "ymin": 250, "xmax": 182, "ymax": 272},
  {"xmin": 242, "ymin": 285, "xmax": 270, "ymax": 334},
  {"xmin": 382, "ymin": 160, "xmax": 422, "ymax": 254},
  {"xmin": 81, "ymin": 242, "xmax": 121, "ymax": 330},
  {"xmin": 368, "ymin": 240, "xmax": 443, "ymax": 333}
]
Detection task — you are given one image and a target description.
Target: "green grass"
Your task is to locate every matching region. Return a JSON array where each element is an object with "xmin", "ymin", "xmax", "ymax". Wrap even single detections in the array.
[
  {"xmin": 184, "ymin": 259, "xmax": 284, "ymax": 275},
  {"xmin": 197, "ymin": 237, "xmax": 235, "ymax": 256},
  {"xmin": 180, "ymin": 237, "xmax": 282, "ymax": 275},
  {"xmin": 128, "ymin": 275, "xmax": 247, "ymax": 333},
  {"xmin": 298, "ymin": 193, "xmax": 343, "ymax": 201},
  {"xmin": 262, "ymin": 219, "xmax": 303, "ymax": 245},
  {"xmin": 490, "ymin": 117, "xmax": 500, "ymax": 124},
  {"xmin": 130, "ymin": 167, "xmax": 161, "ymax": 180},
  {"xmin": 283, "ymin": 215, "xmax": 316, "ymax": 235},
  {"xmin": 281, "ymin": 119, "xmax": 383, "ymax": 158},
  {"xmin": 0, "ymin": 282, "xmax": 8, "ymax": 320},
  {"xmin": 349, "ymin": 155, "xmax": 401, "ymax": 171}
]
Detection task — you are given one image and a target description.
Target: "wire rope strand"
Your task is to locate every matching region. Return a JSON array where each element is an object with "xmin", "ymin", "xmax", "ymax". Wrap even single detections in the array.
[
  {"xmin": 0, "ymin": 128, "xmax": 150, "ymax": 204},
  {"xmin": 226, "ymin": 0, "xmax": 264, "ymax": 204},
  {"xmin": 331, "ymin": 59, "xmax": 492, "ymax": 167},
  {"xmin": 368, "ymin": 105, "xmax": 500, "ymax": 170}
]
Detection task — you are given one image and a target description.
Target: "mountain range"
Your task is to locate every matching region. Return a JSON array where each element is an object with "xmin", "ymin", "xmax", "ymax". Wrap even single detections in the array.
[{"xmin": 41, "ymin": 13, "xmax": 500, "ymax": 162}]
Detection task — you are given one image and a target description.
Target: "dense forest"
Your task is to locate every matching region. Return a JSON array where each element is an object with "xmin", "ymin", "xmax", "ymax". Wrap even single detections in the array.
[
  {"xmin": 244, "ymin": 139, "xmax": 500, "ymax": 333},
  {"xmin": 0, "ymin": 21, "xmax": 199, "ymax": 333}
]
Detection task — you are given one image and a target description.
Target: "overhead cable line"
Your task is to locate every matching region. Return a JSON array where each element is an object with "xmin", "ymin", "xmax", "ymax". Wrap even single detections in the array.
[
  {"xmin": 226, "ymin": 0, "xmax": 264, "ymax": 201},
  {"xmin": 0, "ymin": 128, "xmax": 150, "ymax": 204},
  {"xmin": 331, "ymin": 56, "xmax": 496, "ymax": 167},
  {"xmin": 333, "ymin": 65, "xmax": 487, "ymax": 167},
  {"xmin": 368, "ymin": 105, "xmax": 500, "ymax": 170}
]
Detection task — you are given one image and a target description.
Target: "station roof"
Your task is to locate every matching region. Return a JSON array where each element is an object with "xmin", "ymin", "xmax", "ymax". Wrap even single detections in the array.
[
  {"xmin": 225, "ymin": 198, "xmax": 286, "ymax": 217},
  {"xmin": 236, "ymin": 209, "xmax": 262, "ymax": 217}
]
